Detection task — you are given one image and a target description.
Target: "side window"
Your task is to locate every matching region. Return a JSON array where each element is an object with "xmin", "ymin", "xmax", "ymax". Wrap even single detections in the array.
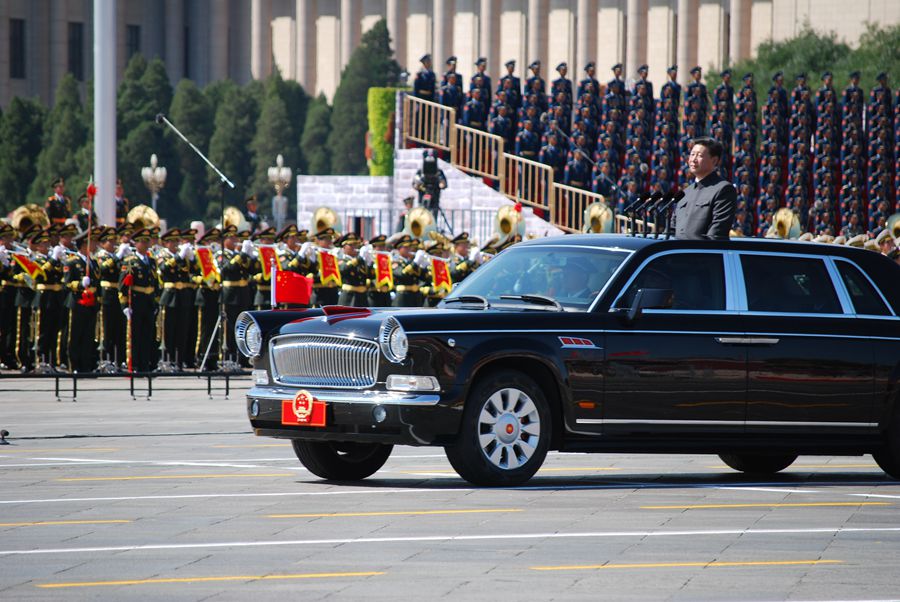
[
  {"xmin": 618, "ymin": 253, "xmax": 726, "ymax": 310},
  {"xmin": 741, "ymin": 255, "xmax": 842, "ymax": 314},
  {"xmin": 835, "ymin": 261, "xmax": 892, "ymax": 316}
]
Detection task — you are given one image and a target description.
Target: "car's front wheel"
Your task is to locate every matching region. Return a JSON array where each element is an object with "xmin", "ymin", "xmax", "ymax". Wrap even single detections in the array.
[
  {"xmin": 873, "ymin": 410, "xmax": 900, "ymax": 480},
  {"xmin": 718, "ymin": 453, "xmax": 797, "ymax": 475},
  {"xmin": 292, "ymin": 440, "xmax": 393, "ymax": 481},
  {"xmin": 445, "ymin": 370, "xmax": 551, "ymax": 486}
]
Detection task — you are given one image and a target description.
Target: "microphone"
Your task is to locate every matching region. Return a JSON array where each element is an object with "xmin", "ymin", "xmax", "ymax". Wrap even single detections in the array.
[
  {"xmin": 641, "ymin": 192, "xmax": 664, "ymax": 236},
  {"xmin": 628, "ymin": 193, "xmax": 652, "ymax": 237},
  {"xmin": 649, "ymin": 192, "xmax": 674, "ymax": 236},
  {"xmin": 656, "ymin": 190, "xmax": 686, "ymax": 238},
  {"xmin": 155, "ymin": 113, "xmax": 165, "ymax": 125}
]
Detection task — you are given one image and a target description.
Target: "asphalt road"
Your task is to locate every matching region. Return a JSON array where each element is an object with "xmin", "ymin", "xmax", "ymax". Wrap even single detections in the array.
[{"xmin": 1, "ymin": 376, "xmax": 899, "ymax": 601}]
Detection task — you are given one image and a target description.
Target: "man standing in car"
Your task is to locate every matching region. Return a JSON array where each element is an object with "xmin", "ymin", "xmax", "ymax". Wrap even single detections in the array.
[{"xmin": 673, "ymin": 137, "xmax": 736, "ymax": 240}]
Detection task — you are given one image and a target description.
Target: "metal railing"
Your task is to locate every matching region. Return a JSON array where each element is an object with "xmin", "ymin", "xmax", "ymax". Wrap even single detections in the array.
[
  {"xmin": 403, "ymin": 95, "xmax": 456, "ymax": 153},
  {"xmin": 451, "ymin": 124, "xmax": 505, "ymax": 186}
]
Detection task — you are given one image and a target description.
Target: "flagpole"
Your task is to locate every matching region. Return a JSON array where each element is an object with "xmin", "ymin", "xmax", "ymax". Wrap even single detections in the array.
[{"xmin": 270, "ymin": 257, "xmax": 276, "ymax": 308}]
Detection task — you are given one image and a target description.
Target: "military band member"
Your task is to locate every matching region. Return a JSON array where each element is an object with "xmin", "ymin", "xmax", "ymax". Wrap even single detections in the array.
[
  {"xmin": 449, "ymin": 232, "xmax": 475, "ymax": 284},
  {"xmin": 74, "ymin": 194, "xmax": 98, "ymax": 233},
  {"xmin": 97, "ymin": 226, "xmax": 126, "ymax": 369},
  {"xmin": 55, "ymin": 219, "xmax": 79, "ymax": 373},
  {"xmin": 179, "ymin": 228, "xmax": 199, "ymax": 368},
  {"xmin": 336, "ymin": 233, "xmax": 368, "ymax": 307},
  {"xmin": 392, "ymin": 235, "xmax": 427, "ymax": 307},
  {"xmin": 250, "ymin": 227, "xmax": 277, "ymax": 310},
  {"xmin": 114, "ymin": 179, "xmax": 130, "ymax": 227},
  {"xmin": 157, "ymin": 228, "xmax": 193, "ymax": 368},
  {"xmin": 421, "ymin": 240, "xmax": 451, "ymax": 307},
  {"xmin": 46, "ymin": 177, "xmax": 71, "ymax": 226},
  {"xmin": 0, "ymin": 223, "xmax": 19, "ymax": 368},
  {"xmin": 36, "ymin": 228, "xmax": 66, "ymax": 370},
  {"xmin": 64, "ymin": 228, "xmax": 102, "ymax": 373},
  {"xmin": 119, "ymin": 228, "xmax": 160, "ymax": 373},
  {"xmin": 218, "ymin": 226, "xmax": 254, "ymax": 366},
  {"xmin": 194, "ymin": 227, "xmax": 222, "ymax": 370},
  {"xmin": 13, "ymin": 228, "xmax": 49, "ymax": 372},
  {"xmin": 366, "ymin": 234, "xmax": 392, "ymax": 307},
  {"xmin": 310, "ymin": 227, "xmax": 340, "ymax": 307}
]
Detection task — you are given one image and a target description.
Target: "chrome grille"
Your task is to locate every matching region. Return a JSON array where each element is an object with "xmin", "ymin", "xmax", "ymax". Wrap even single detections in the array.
[{"xmin": 270, "ymin": 334, "xmax": 379, "ymax": 388}]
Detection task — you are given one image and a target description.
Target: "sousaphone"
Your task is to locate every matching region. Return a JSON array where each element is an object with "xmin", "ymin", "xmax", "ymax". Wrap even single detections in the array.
[
  {"xmin": 888, "ymin": 212, "xmax": 900, "ymax": 240},
  {"xmin": 404, "ymin": 206, "xmax": 435, "ymax": 239},
  {"xmin": 581, "ymin": 200, "xmax": 614, "ymax": 233},
  {"xmin": 495, "ymin": 205, "xmax": 526, "ymax": 243},
  {"xmin": 127, "ymin": 204, "xmax": 160, "ymax": 230},
  {"xmin": 311, "ymin": 206, "xmax": 342, "ymax": 235},
  {"xmin": 767, "ymin": 207, "xmax": 802, "ymax": 239},
  {"xmin": 9, "ymin": 204, "xmax": 50, "ymax": 235}
]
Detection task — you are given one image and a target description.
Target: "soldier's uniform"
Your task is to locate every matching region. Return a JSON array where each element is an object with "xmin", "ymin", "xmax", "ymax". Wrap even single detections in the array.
[
  {"xmin": 310, "ymin": 228, "xmax": 340, "ymax": 307},
  {"xmin": 551, "ymin": 63, "xmax": 573, "ymax": 108},
  {"xmin": 365, "ymin": 235, "xmax": 393, "ymax": 308},
  {"xmin": 73, "ymin": 195, "xmax": 99, "ymax": 233},
  {"xmin": 54, "ymin": 223, "xmax": 78, "ymax": 368},
  {"xmin": 114, "ymin": 182, "xmax": 130, "ymax": 227},
  {"xmin": 35, "ymin": 237, "xmax": 66, "ymax": 370},
  {"xmin": 45, "ymin": 177, "xmax": 72, "ymax": 226},
  {"xmin": 0, "ymin": 223, "xmax": 19, "ymax": 368},
  {"xmin": 448, "ymin": 232, "xmax": 475, "ymax": 285},
  {"xmin": 336, "ymin": 233, "xmax": 368, "ymax": 307},
  {"xmin": 250, "ymin": 227, "xmax": 277, "ymax": 310},
  {"xmin": 118, "ymin": 228, "xmax": 160, "ymax": 373},
  {"xmin": 157, "ymin": 228, "xmax": 193, "ymax": 368},
  {"xmin": 392, "ymin": 235, "xmax": 425, "ymax": 307},
  {"xmin": 64, "ymin": 228, "xmax": 102, "ymax": 373},
  {"xmin": 498, "ymin": 60, "xmax": 522, "ymax": 112},
  {"xmin": 413, "ymin": 54, "xmax": 436, "ymax": 100},
  {"xmin": 281, "ymin": 228, "xmax": 313, "ymax": 309},
  {"xmin": 470, "ymin": 57, "xmax": 492, "ymax": 99},
  {"xmin": 97, "ymin": 227, "xmax": 126, "ymax": 368},
  {"xmin": 193, "ymin": 228, "xmax": 222, "ymax": 370},
  {"xmin": 219, "ymin": 227, "xmax": 253, "ymax": 366},
  {"xmin": 12, "ymin": 229, "xmax": 48, "ymax": 372},
  {"xmin": 420, "ymin": 240, "xmax": 450, "ymax": 307}
]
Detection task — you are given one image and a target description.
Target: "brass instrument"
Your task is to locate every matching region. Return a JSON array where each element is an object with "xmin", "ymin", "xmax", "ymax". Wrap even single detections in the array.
[
  {"xmin": 127, "ymin": 204, "xmax": 160, "ymax": 230},
  {"xmin": 581, "ymin": 201, "xmax": 614, "ymax": 233},
  {"xmin": 767, "ymin": 208, "xmax": 802, "ymax": 239},
  {"xmin": 221, "ymin": 206, "xmax": 249, "ymax": 232},
  {"xmin": 404, "ymin": 206, "xmax": 435, "ymax": 239},
  {"xmin": 888, "ymin": 213, "xmax": 900, "ymax": 240},
  {"xmin": 496, "ymin": 205, "xmax": 526, "ymax": 244},
  {"xmin": 311, "ymin": 206, "xmax": 342, "ymax": 235},
  {"xmin": 9, "ymin": 204, "xmax": 49, "ymax": 235}
]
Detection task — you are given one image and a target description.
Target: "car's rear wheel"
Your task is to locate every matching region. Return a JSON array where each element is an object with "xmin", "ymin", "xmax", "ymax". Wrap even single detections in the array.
[
  {"xmin": 718, "ymin": 453, "xmax": 797, "ymax": 475},
  {"xmin": 873, "ymin": 410, "xmax": 900, "ymax": 479},
  {"xmin": 445, "ymin": 370, "xmax": 551, "ymax": 487},
  {"xmin": 292, "ymin": 440, "xmax": 393, "ymax": 481}
]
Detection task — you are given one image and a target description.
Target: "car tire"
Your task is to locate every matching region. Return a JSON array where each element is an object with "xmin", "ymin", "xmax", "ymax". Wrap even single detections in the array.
[
  {"xmin": 291, "ymin": 440, "xmax": 393, "ymax": 481},
  {"xmin": 718, "ymin": 453, "xmax": 797, "ymax": 475},
  {"xmin": 872, "ymin": 411, "xmax": 900, "ymax": 480},
  {"xmin": 445, "ymin": 370, "xmax": 551, "ymax": 487}
]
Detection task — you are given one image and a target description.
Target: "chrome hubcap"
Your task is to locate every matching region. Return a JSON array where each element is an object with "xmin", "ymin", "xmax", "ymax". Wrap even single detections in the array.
[{"xmin": 477, "ymin": 387, "xmax": 541, "ymax": 470}]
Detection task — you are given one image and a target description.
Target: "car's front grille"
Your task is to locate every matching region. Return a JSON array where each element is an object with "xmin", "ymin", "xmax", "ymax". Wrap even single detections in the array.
[{"xmin": 269, "ymin": 335, "xmax": 379, "ymax": 388}]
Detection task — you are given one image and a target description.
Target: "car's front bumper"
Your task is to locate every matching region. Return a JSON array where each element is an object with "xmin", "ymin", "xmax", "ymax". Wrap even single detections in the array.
[{"xmin": 247, "ymin": 384, "xmax": 464, "ymax": 446}]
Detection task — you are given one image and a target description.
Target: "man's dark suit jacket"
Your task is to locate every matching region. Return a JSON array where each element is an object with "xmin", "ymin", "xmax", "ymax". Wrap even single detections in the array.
[{"xmin": 673, "ymin": 172, "xmax": 737, "ymax": 240}]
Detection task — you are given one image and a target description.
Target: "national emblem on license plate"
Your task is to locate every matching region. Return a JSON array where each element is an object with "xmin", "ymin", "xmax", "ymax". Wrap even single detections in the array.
[{"xmin": 281, "ymin": 389, "xmax": 327, "ymax": 426}]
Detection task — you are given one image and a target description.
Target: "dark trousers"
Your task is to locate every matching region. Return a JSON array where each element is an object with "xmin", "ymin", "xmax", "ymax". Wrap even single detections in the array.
[
  {"xmin": 368, "ymin": 291, "xmax": 392, "ymax": 307},
  {"xmin": 338, "ymin": 290, "xmax": 368, "ymax": 307},
  {"xmin": 0, "ymin": 288, "xmax": 19, "ymax": 367},
  {"xmin": 393, "ymin": 291, "xmax": 423, "ymax": 307},
  {"xmin": 224, "ymin": 303, "xmax": 245, "ymax": 366},
  {"xmin": 67, "ymin": 305, "xmax": 98, "ymax": 372},
  {"xmin": 162, "ymin": 303, "xmax": 190, "ymax": 367},
  {"xmin": 129, "ymin": 294, "xmax": 157, "ymax": 372},
  {"xmin": 37, "ymin": 294, "xmax": 62, "ymax": 367},
  {"xmin": 15, "ymin": 306, "xmax": 34, "ymax": 371},
  {"xmin": 195, "ymin": 290, "xmax": 220, "ymax": 370},
  {"xmin": 183, "ymin": 290, "xmax": 197, "ymax": 368},
  {"xmin": 312, "ymin": 286, "xmax": 339, "ymax": 307},
  {"xmin": 101, "ymin": 300, "xmax": 126, "ymax": 366}
]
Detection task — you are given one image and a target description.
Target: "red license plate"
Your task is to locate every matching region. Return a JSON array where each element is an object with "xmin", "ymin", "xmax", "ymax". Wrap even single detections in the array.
[{"xmin": 281, "ymin": 390, "xmax": 327, "ymax": 427}]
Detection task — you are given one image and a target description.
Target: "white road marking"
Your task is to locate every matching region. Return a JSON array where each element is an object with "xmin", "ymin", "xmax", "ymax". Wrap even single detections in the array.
[{"xmin": 2, "ymin": 526, "xmax": 900, "ymax": 556}]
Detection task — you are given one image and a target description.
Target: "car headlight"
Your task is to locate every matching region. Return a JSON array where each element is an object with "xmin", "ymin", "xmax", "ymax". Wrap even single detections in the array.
[
  {"xmin": 379, "ymin": 316, "xmax": 408, "ymax": 363},
  {"xmin": 235, "ymin": 312, "xmax": 262, "ymax": 358}
]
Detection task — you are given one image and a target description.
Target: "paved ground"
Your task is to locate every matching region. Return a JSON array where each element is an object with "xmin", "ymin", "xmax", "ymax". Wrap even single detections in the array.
[{"xmin": 1, "ymin": 376, "xmax": 899, "ymax": 601}]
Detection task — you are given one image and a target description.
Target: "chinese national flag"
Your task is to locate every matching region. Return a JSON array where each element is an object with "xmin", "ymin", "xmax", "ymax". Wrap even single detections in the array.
[
  {"xmin": 11, "ymin": 253, "xmax": 45, "ymax": 282},
  {"xmin": 431, "ymin": 258, "xmax": 453, "ymax": 294},
  {"xmin": 318, "ymin": 251, "xmax": 342, "ymax": 287},
  {"xmin": 374, "ymin": 252, "xmax": 394, "ymax": 290},
  {"xmin": 195, "ymin": 246, "xmax": 219, "ymax": 283},
  {"xmin": 274, "ymin": 270, "xmax": 312, "ymax": 305},
  {"xmin": 257, "ymin": 245, "xmax": 282, "ymax": 279}
]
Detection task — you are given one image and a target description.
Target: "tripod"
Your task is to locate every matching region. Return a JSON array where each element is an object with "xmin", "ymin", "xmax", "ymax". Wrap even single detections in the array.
[{"xmin": 155, "ymin": 114, "xmax": 236, "ymax": 372}]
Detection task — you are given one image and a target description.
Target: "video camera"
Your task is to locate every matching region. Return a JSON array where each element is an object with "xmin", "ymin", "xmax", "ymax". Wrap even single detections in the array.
[{"xmin": 414, "ymin": 149, "xmax": 447, "ymax": 212}]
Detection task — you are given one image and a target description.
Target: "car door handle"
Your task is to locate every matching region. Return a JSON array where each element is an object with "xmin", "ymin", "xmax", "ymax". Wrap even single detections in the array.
[{"xmin": 715, "ymin": 337, "xmax": 780, "ymax": 346}]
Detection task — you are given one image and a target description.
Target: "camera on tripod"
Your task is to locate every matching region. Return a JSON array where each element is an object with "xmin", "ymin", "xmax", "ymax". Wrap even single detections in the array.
[{"xmin": 413, "ymin": 149, "xmax": 447, "ymax": 212}]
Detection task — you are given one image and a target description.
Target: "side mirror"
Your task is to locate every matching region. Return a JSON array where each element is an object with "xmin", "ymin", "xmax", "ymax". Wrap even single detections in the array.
[{"xmin": 616, "ymin": 288, "xmax": 674, "ymax": 324}]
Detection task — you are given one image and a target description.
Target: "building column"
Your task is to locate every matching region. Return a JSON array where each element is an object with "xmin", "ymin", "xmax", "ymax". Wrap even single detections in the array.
[
  {"xmin": 209, "ymin": 3, "xmax": 229, "ymax": 81},
  {"xmin": 576, "ymin": 0, "xmax": 590, "ymax": 72},
  {"xmin": 295, "ymin": 0, "xmax": 311, "ymax": 89},
  {"xmin": 165, "ymin": 0, "xmax": 184, "ymax": 81},
  {"xmin": 729, "ymin": 0, "xmax": 745, "ymax": 63},
  {"xmin": 387, "ymin": 0, "xmax": 405, "ymax": 70},
  {"xmin": 251, "ymin": 0, "xmax": 271, "ymax": 80},
  {"xmin": 340, "ymin": 0, "xmax": 353, "ymax": 69},
  {"xmin": 625, "ymin": 0, "xmax": 642, "ymax": 77},
  {"xmin": 432, "ymin": 0, "xmax": 447, "ymax": 69},
  {"xmin": 50, "ymin": 0, "xmax": 67, "ymax": 102},
  {"xmin": 676, "ymin": 0, "xmax": 691, "ymax": 85},
  {"xmin": 527, "ymin": 0, "xmax": 541, "ymax": 63},
  {"xmin": 479, "ymin": 0, "xmax": 492, "ymax": 64},
  {"xmin": 94, "ymin": 0, "xmax": 116, "ymax": 228}
]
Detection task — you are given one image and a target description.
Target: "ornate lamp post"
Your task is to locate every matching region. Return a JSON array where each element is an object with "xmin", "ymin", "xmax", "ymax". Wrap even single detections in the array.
[
  {"xmin": 267, "ymin": 154, "xmax": 293, "ymax": 231},
  {"xmin": 141, "ymin": 153, "xmax": 167, "ymax": 213}
]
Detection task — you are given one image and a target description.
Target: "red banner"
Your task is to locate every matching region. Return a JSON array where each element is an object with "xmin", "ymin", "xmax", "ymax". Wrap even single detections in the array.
[
  {"xmin": 318, "ymin": 251, "xmax": 342, "ymax": 287},
  {"xmin": 257, "ymin": 245, "xmax": 282, "ymax": 280},
  {"xmin": 195, "ymin": 246, "xmax": 219, "ymax": 283},
  {"xmin": 11, "ymin": 253, "xmax": 44, "ymax": 282},
  {"xmin": 374, "ymin": 252, "xmax": 394, "ymax": 290},
  {"xmin": 431, "ymin": 258, "xmax": 453, "ymax": 294}
]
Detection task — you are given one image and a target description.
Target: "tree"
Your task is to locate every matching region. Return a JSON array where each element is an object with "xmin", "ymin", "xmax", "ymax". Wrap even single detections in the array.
[
  {"xmin": 206, "ymin": 83, "xmax": 259, "ymax": 213},
  {"xmin": 30, "ymin": 74, "xmax": 88, "ymax": 201},
  {"xmin": 168, "ymin": 79, "xmax": 214, "ymax": 224},
  {"xmin": 328, "ymin": 19, "xmax": 401, "ymax": 174},
  {"xmin": 300, "ymin": 94, "xmax": 333, "ymax": 175},
  {"xmin": 0, "ymin": 96, "xmax": 45, "ymax": 213}
]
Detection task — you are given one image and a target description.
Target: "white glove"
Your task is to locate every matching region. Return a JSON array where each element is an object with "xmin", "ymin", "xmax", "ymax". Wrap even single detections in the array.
[
  {"xmin": 122, "ymin": 307, "xmax": 132, "ymax": 320},
  {"xmin": 359, "ymin": 245, "xmax": 373, "ymax": 265},
  {"xmin": 240, "ymin": 239, "xmax": 255, "ymax": 256},
  {"xmin": 178, "ymin": 243, "xmax": 194, "ymax": 262},
  {"xmin": 116, "ymin": 243, "xmax": 132, "ymax": 259},
  {"xmin": 81, "ymin": 276, "xmax": 91, "ymax": 288},
  {"xmin": 50, "ymin": 245, "xmax": 66, "ymax": 261},
  {"xmin": 468, "ymin": 248, "xmax": 482, "ymax": 264},
  {"xmin": 481, "ymin": 253, "xmax": 494, "ymax": 263},
  {"xmin": 413, "ymin": 249, "xmax": 430, "ymax": 269},
  {"xmin": 300, "ymin": 241, "xmax": 317, "ymax": 262},
  {"xmin": 0, "ymin": 247, "xmax": 8, "ymax": 267}
]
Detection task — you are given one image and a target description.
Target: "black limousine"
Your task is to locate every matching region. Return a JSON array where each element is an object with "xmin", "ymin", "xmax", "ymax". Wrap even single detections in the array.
[{"xmin": 238, "ymin": 235, "xmax": 900, "ymax": 486}]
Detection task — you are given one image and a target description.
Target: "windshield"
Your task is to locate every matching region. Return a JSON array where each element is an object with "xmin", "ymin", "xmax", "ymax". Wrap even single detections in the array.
[{"xmin": 446, "ymin": 245, "xmax": 630, "ymax": 311}]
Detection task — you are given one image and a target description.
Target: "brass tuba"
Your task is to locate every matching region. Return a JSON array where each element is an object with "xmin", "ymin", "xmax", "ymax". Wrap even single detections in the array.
[
  {"xmin": 221, "ymin": 206, "xmax": 249, "ymax": 231},
  {"xmin": 127, "ymin": 204, "xmax": 160, "ymax": 230},
  {"xmin": 888, "ymin": 212, "xmax": 900, "ymax": 240},
  {"xmin": 581, "ymin": 200, "xmax": 614, "ymax": 233},
  {"xmin": 495, "ymin": 205, "xmax": 526, "ymax": 243},
  {"xmin": 767, "ymin": 207, "xmax": 802, "ymax": 239},
  {"xmin": 311, "ymin": 206, "xmax": 341, "ymax": 235},
  {"xmin": 9, "ymin": 204, "xmax": 50, "ymax": 235},
  {"xmin": 404, "ymin": 206, "xmax": 435, "ymax": 239}
]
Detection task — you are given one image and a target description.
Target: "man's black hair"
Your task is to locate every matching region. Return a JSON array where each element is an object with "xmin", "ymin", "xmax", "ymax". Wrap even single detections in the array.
[{"xmin": 690, "ymin": 136, "xmax": 724, "ymax": 159}]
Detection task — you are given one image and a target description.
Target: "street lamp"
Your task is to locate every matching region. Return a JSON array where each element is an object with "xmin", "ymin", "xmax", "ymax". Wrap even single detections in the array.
[
  {"xmin": 267, "ymin": 154, "xmax": 293, "ymax": 231},
  {"xmin": 141, "ymin": 153, "xmax": 167, "ymax": 213}
]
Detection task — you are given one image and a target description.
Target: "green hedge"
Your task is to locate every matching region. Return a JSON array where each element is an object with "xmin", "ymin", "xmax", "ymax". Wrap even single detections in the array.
[{"xmin": 367, "ymin": 87, "xmax": 402, "ymax": 176}]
